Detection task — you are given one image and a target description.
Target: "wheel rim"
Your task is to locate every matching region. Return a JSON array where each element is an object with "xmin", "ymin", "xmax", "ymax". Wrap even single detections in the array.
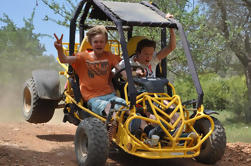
[{"xmin": 23, "ymin": 87, "xmax": 31, "ymax": 114}]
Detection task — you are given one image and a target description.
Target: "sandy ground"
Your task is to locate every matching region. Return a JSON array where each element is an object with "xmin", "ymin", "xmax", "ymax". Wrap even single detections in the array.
[
  {"xmin": 0, "ymin": 96, "xmax": 250, "ymax": 166},
  {"xmin": 0, "ymin": 119, "xmax": 251, "ymax": 166}
]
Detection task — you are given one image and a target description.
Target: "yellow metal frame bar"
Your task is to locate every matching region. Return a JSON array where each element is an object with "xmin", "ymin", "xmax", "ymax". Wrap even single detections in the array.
[
  {"xmin": 112, "ymin": 81, "xmax": 214, "ymax": 159},
  {"xmin": 57, "ymin": 42, "xmax": 214, "ymax": 160},
  {"xmin": 108, "ymin": 40, "xmax": 121, "ymax": 55},
  {"xmin": 64, "ymin": 91, "xmax": 106, "ymax": 122}
]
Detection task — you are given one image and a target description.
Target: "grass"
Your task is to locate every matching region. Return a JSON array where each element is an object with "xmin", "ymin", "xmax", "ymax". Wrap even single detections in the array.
[{"xmin": 213, "ymin": 110, "xmax": 251, "ymax": 143}]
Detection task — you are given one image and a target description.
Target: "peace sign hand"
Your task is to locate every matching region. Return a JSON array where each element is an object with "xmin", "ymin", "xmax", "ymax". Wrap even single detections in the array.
[{"xmin": 54, "ymin": 33, "xmax": 64, "ymax": 50}]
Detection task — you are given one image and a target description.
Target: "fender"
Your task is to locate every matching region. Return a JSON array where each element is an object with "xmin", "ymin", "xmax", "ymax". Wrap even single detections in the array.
[
  {"xmin": 204, "ymin": 109, "xmax": 219, "ymax": 115},
  {"xmin": 32, "ymin": 69, "xmax": 61, "ymax": 100}
]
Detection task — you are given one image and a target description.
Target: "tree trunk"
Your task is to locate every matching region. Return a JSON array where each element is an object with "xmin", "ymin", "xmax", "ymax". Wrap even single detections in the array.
[
  {"xmin": 202, "ymin": 0, "xmax": 251, "ymax": 122},
  {"xmin": 245, "ymin": 62, "xmax": 251, "ymax": 122}
]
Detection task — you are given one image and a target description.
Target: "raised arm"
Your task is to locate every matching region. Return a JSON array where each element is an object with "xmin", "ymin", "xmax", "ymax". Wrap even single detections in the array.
[
  {"xmin": 54, "ymin": 33, "xmax": 77, "ymax": 64},
  {"xmin": 156, "ymin": 13, "xmax": 176, "ymax": 61}
]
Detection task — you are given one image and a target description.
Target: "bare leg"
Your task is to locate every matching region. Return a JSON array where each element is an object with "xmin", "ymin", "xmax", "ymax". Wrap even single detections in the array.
[
  {"xmin": 104, "ymin": 103, "xmax": 117, "ymax": 119},
  {"xmin": 140, "ymin": 120, "xmax": 148, "ymax": 130},
  {"xmin": 104, "ymin": 103, "xmax": 111, "ymax": 116}
]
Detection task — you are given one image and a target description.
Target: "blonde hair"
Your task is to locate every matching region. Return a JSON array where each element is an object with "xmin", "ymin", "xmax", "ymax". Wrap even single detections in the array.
[{"xmin": 86, "ymin": 25, "xmax": 108, "ymax": 44}]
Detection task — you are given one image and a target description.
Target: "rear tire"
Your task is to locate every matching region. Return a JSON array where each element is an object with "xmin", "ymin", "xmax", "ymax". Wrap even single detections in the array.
[
  {"xmin": 195, "ymin": 116, "xmax": 226, "ymax": 164},
  {"xmin": 22, "ymin": 78, "xmax": 57, "ymax": 123},
  {"xmin": 75, "ymin": 117, "xmax": 109, "ymax": 166}
]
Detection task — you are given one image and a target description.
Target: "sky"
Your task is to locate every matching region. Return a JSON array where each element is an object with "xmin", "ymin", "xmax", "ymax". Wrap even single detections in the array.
[{"xmin": 0, "ymin": 0, "xmax": 74, "ymax": 57}]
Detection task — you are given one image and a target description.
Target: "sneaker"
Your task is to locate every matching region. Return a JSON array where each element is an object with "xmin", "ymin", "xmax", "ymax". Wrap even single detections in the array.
[
  {"xmin": 145, "ymin": 134, "xmax": 160, "ymax": 147},
  {"xmin": 148, "ymin": 124, "xmax": 167, "ymax": 139}
]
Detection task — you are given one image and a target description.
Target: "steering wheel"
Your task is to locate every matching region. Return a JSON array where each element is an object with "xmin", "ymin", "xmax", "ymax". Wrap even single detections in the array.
[{"xmin": 112, "ymin": 65, "xmax": 146, "ymax": 86}]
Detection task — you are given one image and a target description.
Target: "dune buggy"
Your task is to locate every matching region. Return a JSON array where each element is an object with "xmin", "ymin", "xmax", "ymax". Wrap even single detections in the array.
[{"xmin": 22, "ymin": 0, "xmax": 226, "ymax": 166}]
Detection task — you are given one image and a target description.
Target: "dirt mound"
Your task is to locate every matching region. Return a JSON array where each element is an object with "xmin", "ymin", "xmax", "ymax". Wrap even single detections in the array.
[{"xmin": 0, "ymin": 122, "xmax": 250, "ymax": 166}]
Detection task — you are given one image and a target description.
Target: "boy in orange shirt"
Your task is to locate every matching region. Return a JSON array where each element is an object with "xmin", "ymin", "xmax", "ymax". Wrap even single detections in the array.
[{"xmin": 54, "ymin": 25, "xmax": 126, "ymax": 116}]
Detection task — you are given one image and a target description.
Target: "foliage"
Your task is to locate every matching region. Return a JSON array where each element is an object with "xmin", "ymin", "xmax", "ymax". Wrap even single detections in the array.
[
  {"xmin": 198, "ymin": 0, "xmax": 251, "ymax": 121},
  {"xmin": 40, "ymin": 0, "xmax": 250, "ymax": 122},
  {"xmin": 41, "ymin": 0, "xmax": 78, "ymax": 27},
  {"xmin": 39, "ymin": 0, "xmax": 246, "ymax": 75},
  {"xmin": 223, "ymin": 76, "xmax": 248, "ymax": 120},
  {"xmin": 173, "ymin": 74, "xmax": 197, "ymax": 102},
  {"xmin": 174, "ymin": 73, "xmax": 248, "ymax": 120},
  {"xmin": 0, "ymin": 11, "xmax": 58, "ymax": 92}
]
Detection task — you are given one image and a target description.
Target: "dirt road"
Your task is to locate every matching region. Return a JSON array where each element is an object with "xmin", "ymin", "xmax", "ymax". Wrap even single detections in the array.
[{"xmin": 0, "ymin": 122, "xmax": 250, "ymax": 166}]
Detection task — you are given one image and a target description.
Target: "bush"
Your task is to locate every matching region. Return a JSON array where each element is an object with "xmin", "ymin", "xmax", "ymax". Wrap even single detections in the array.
[
  {"xmin": 173, "ymin": 75, "xmax": 197, "ymax": 102},
  {"xmin": 173, "ymin": 73, "xmax": 248, "ymax": 119},
  {"xmin": 200, "ymin": 73, "xmax": 229, "ymax": 110},
  {"xmin": 223, "ymin": 75, "xmax": 248, "ymax": 119}
]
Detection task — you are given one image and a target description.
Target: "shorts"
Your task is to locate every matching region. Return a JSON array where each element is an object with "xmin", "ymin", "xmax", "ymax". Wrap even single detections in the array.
[{"xmin": 87, "ymin": 93, "xmax": 126, "ymax": 116}]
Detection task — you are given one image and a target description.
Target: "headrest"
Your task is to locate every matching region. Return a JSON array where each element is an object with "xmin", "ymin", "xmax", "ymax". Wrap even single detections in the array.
[{"xmin": 127, "ymin": 36, "xmax": 146, "ymax": 57}]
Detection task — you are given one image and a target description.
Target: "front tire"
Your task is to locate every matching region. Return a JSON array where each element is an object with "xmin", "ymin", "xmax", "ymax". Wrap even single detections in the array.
[
  {"xmin": 75, "ymin": 117, "xmax": 109, "ymax": 166},
  {"xmin": 22, "ymin": 78, "xmax": 57, "ymax": 123},
  {"xmin": 195, "ymin": 116, "xmax": 226, "ymax": 164}
]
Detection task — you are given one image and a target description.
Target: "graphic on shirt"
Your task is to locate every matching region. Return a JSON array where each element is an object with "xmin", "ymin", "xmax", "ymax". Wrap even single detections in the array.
[
  {"xmin": 86, "ymin": 60, "xmax": 109, "ymax": 78},
  {"xmin": 147, "ymin": 64, "xmax": 153, "ymax": 77}
]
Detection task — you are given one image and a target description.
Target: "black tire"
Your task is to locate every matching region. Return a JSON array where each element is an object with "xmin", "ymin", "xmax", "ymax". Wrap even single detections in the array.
[
  {"xmin": 22, "ymin": 78, "xmax": 57, "ymax": 123},
  {"xmin": 194, "ymin": 116, "xmax": 226, "ymax": 164},
  {"xmin": 75, "ymin": 117, "xmax": 109, "ymax": 166}
]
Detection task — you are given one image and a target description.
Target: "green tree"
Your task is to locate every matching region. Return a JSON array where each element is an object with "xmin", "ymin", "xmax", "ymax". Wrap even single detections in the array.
[
  {"xmin": 40, "ymin": 0, "xmax": 212, "ymax": 73},
  {"xmin": 41, "ymin": 0, "xmax": 78, "ymax": 27},
  {"xmin": 198, "ymin": 0, "xmax": 251, "ymax": 122},
  {"xmin": 0, "ymin": 11, "xmax": 57, "ymax": 88},
  {"xmin": 0, "ymin": 11, "xmax": 58, "ymax": 116},
  {"xmin": 40, "ymin": 0, "xmax": 250, "ymax": 121}
]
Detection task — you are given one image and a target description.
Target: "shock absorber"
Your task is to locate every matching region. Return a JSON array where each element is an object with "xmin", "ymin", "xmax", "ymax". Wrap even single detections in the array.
[
  {"xmin": 106, "ymin": 100, "xmax": 128, "ymax": 144},
  {"xmin": 106, "ymin": 101, "xmax": 117, "ymax": 144}
]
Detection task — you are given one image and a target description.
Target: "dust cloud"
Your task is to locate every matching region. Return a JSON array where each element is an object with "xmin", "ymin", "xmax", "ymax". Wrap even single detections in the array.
[
  {"xmin": 0, "ymin": 87, "xmax": 24, "ymax": 123},
  {"xmin": 0, "ymin": 85, "xmax": 64, "ymax": 124}
]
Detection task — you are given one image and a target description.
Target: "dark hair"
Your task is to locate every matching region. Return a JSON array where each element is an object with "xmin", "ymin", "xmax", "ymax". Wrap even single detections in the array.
[{"xmin": 136, "ymin": 39, "xmax": 156, "ymax": 54}]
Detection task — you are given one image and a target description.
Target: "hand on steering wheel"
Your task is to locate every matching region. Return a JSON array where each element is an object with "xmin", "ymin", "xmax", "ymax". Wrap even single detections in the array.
[
  {"xmin": 113, "ymin": 65, "xmax": 146, "ymax": 85},
  {"xmin": 133, "ymin": 68, "xmax": 146, "ymax": 77}
]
